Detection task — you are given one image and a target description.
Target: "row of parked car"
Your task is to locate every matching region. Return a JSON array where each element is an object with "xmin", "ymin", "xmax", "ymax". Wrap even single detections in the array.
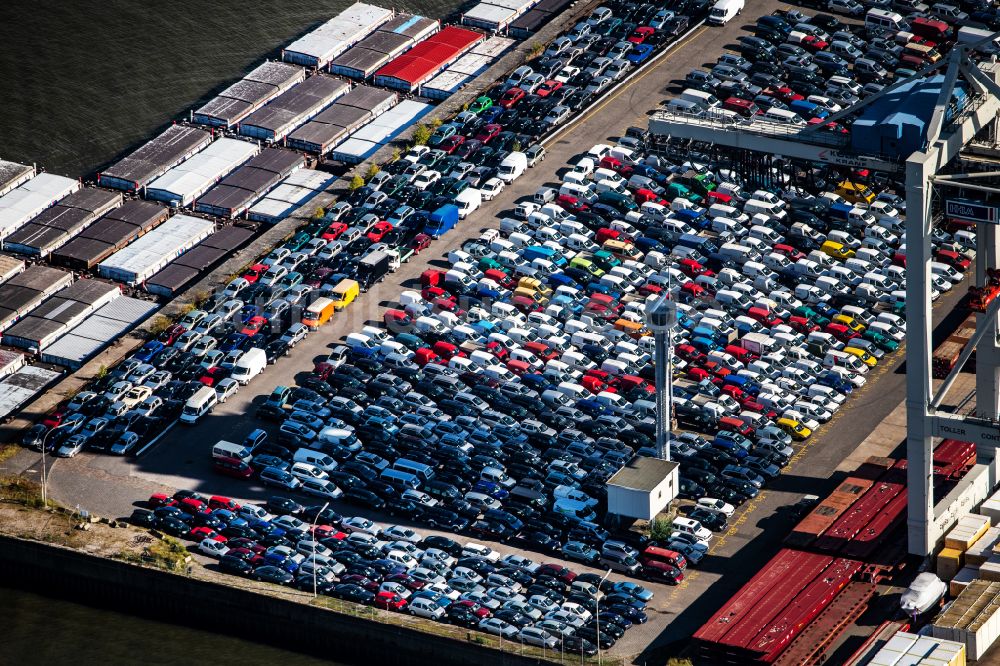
[
  {"xmin": 677, "ymin": 6, "xmax": 977, "ymax": 130},
  {"xmin": 133, "ymin": 489, "xmax": 663, "ymax": 653},
  {"xmin": 21, "ymin": 0, "xmax": 714, "ymax": 460}
]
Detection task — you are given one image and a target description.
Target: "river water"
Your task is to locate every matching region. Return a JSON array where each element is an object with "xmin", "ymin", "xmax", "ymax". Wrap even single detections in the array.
[
  {"xmin": 0, "ymin": 2, "xmax": 472, "ymax": 660},
  {"xmin": 0, "ymin": 0, "xmax": 462, "ymax": 178},
  {"xmin": 1, "ymin": 584, "xmax": 339, "ymax": 665}
]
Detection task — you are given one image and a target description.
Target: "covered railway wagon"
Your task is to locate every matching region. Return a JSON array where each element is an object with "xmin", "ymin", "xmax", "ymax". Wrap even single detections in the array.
[
  {"xmin": 98, "ymin": 125, "xmax": 212, "ymax": 193},
  {"xmin": 41, "ymin": 296, "xmax": 159, "ymax": 370},
  {"xmin": 422, "ymin": 35, "xmax": 515, "ymax": 99},
  {"xmin": 0, "ymin": 266, "xmax": 73, "ymax": 334},
  {"xmin": 4, "ymin": 188, "xmax": 122, "ymax": 257},
  {"xmin": 509, "ymin": 0, "xmax": 574, "ymax": 38},
  {"xmin": 330, "ymin": 99, "xmax": 433, "ymax": 163},
  {"xmin": 2, "ymin": 279, "xmax": 121, "ymax": 352},
  {"xmin": 145, "ymin": 138, "xmax": 260, "ymax": 208},
  {"xmin": 784, "ymin": 476, "xmax": 875, "ymax": 549},
  {"xmin": 0, "ymin": 160, "xmax": 35, "ymax": 198},
  {"xmin": 193, "ymin": 61, "xmax": 305, "ymax": 128},
  {"xmin": 247, "ymin": 169, "xmax": 336, "ymax": 224},
  {"xmin": 145, "ymin": 225, "xmax": 254, "ymax": 297},
  {"xmin": 0, "ymin": 173, "xmax": 82, "ymax": 243},
  {"xmin": 329, "ymin": 14, "xmax": 440, "ymax": 80},
  {"xmin": 282, "ymin": 3, "xmax": 394, "ymax": 68},
  {"xmin": 194, "ymin": 148, "xmax": 305, "ymax": 218},
  {"xmin": 373, "ymin": 26, "xmax": 483, "ymax": 93},
  {"xmin": 51, "ymin": 200, "xmax": 169, "ymax": 271},
  {"xmin": 239, "ymin": 75, "xmax": 351, "ymax": 143},
  {"xmin": 97, "ymin": 214, "xmax": 215, "ymax": 286},
  {"xmin": 811, "ymin": 461, "xmax": 908, "ymax": 555},
  {"xmin": 286, "ymin": 85, "xmax": 398, "ymax": 155}
]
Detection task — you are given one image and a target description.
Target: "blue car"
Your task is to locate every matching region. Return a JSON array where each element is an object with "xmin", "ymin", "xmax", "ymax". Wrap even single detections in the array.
[
  {"xmin": 627, "ymin": 43, "xmax": 655, "ymax": 64},
  {"xmin": 264, "ymin": 552, "xmax": 300, "ymax": 573},
  {"xmin": 519, "ymin": 373, "xmax": 551, "ymax": 392},
  {"xmin": 220, "ymin": 333, "xmax": 249, "ymax": 352},
  {"xmin": 474, "ymin": 480, "xmax": 510, "ymax": 500},
  {"xmin": 576, "ymin": 398, "xmax": 607, "ymax": 416},
  {"xmin": 134, "ymin": 341, "xmax": 165, "ymax": 363},
  {"xmin": 710, "ymin": 438, "xmax": 749, "ymax": 459}
]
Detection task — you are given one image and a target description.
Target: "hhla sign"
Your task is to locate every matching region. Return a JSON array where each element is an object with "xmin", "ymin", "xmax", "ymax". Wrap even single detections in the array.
[{"xmin": 946, "ymin": 198, "xmax": 999, "ymax": 224}]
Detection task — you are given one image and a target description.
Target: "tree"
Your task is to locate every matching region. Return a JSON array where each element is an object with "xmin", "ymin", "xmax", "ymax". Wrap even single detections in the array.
[
  {"xmin": 649, "ymin": 516, "xmax": 674, "ymax": 542},
  {"xmin": 412, "ymin": 123, "xmax": 432, "ymax": 146},
  {"xmin": 364, "ymin": 163, "xmax": 381, "ymax": 181},
  {"xmin": 528, "ymin": 40, "xmax": 545, "ymax": 59},
  {"xmin": 348, "ymin": 175, "xmax": 365, "ymax": 190},
  {"xmin": 430, "ymin": 117, "xmax": 444, "ymax": 129}
]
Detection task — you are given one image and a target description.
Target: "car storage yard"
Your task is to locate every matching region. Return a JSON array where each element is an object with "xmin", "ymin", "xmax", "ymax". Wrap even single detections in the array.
[{"xmin": 4, "ymin": 0, "xmax": 966, "ymax": 660}]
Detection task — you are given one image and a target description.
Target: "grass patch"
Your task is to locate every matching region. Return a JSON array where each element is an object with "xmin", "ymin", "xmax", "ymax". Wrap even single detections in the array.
[
  {"xmin": 0, "ymin": 443, "xmax": 20, "ymax": 464},
  {"xmin": 113, "ymin": 534, "xmax": 189, "ymax": 572}
]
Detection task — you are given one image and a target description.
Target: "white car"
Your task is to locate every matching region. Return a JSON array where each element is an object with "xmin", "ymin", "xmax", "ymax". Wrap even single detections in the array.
[
  {"xmin": 480, "ymin": 177, "xmax": 506, "ymax": 201},
  {"xmin": 479, "ymin": 617, "xmax": 519, "ymax": 638},
  {"xmin": 500, "ymin": 554, "xmax": 539, "ymax": 573},
  {"xmin": 544, "ymin": 105, "xmax": 571, "ymax": 125},
  {"xmin": 55, "ymin": 434, "xmax": 87, "ymax": 458},
  {"xmin": 412, "ymin": 170, "xmax": 440, "ymax": 191},
  {"xmin": 518, "ymin": 627, "xmax": 558, "ymax": 649},
  {"xmin": 290, "ymin": 462, "xmax": 328, "ymax": 482},
  {"xmin": 697, "ymin": 497, "xmax": 735, "ymax": 517},
  {"xmin": 272, "ymin": 515, "xmax": 307, "ymax": 533},
  {"xmin": 341, "ymin": 516, "xmax": 378, "ymax": 534},
  {"xmin": 829, "ymin": 0, "xmax": 864, "ymax": 14},
  {"xmin": 198, "ymin": 538, "xmax": 230, "ymax": 558},
  {"xmin": 381, "ymin": 525, "xmax": 421, "ymax": 543},
  {"xmin": 300, "ymin": 478, "xmax": 343, "ymax": 500},
  {"xmin": 214, "ymin": 378, "xmax": 240, "ymax": 403}
]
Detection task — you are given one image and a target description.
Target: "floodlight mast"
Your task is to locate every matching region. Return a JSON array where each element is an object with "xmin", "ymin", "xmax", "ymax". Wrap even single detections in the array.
[{"xmin": 646, "ymin": 51, "xmax": 1000, "ymax": 555}]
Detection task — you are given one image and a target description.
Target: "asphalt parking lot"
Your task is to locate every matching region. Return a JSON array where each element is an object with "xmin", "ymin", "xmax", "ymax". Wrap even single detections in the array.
[{"xmin": 4, "ymin": 1, "xmax": 961, "ymax": 660}]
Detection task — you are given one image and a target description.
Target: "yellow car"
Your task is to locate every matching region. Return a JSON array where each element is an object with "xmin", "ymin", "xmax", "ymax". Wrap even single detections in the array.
[
  {"xmin": 832, "ymin": 314, "xmax": 865, "ymax": 333},
  {"xmin": 777, "ymin": 417, "xmax": 812, "ymax": 441},
  {"xmin": 844, "ymin": 346, "xmax": 877, "ymax": 368},
  {"xmin": 821, "ymin": 240, "xmax": 854, "ymax": 261}
]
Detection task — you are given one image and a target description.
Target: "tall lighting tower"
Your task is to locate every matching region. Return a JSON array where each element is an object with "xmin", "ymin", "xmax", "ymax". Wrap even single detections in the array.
[{"xmin": 647, "ymin": 295, "xmax": 677, "ymax": 461}]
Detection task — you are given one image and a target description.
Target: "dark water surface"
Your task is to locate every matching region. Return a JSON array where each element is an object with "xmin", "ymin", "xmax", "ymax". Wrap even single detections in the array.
[
  {"xmin": 0, "ymin": 0, "xmax": 462, "ymax": 178},
  {"xmin": 1, "ymin": 584, "xmax": 344, "ymax": 665}
]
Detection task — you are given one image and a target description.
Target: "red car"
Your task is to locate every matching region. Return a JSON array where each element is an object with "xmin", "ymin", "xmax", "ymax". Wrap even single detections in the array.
[
  {"xmin": 209, "ymin": 495, "xmax": 241, "ymax": 512},
  {"xmin": 367, "ymin": 221, "xmax": 394, "ymax": 243},
  {"xmin": 581, "ymin": 375, "xmax": 609, "ymax": 394},
  {"xmin": 322, "ymin": 222, "xmax": 348, "ymax": 240},
  {"xmin": 340, "ymin": 574, "xmax": 380, "ymax": 593},
  {"xmin": 678, "ymin": 258, "xmax": 711, "ymax": 278},
  {"xmin": 499, "ymin": 87, "xmax": 525, "ymax": 108},
  {"xmin": 410, "ymin": 233, "xmax": 432, "ymax": 253},
  {"xmin": 536, "ymin": 79, "xmax": 563, "ymax": 97},
  {"xmin": 188, "ymin": 526, "xmax": 227, "ymax": 542},
  {"xmin": 536, "ymin": 563, "xmax": 577, "ymax": 583},
  {"xmin": 199, "ymin": 366, "xmax": 227, "ymax": 387},
  {"xmin": 788, "ymin": 315, "xmax": 819, "ymax": 334},
  {"xmin": 440, "ymin": 135, "xmax": 466, "ymax": 154},
  {"xmin": 241, "ymin": 316, "xmax": 267, "ymax": 337},
  {"xmin": 773, "ymin": 243, "xmax": 805, "ymax": 261},
  {"xmin": 148, "ymin": 493, "xmax": 175, "ymax": 508},
  {"xmin": 475, "ymin": 124, "xmax": 502, "ymax": 144},
  {"xmin": 769, "ymin": 86, "xmax": 804, "ymax": 103},
  {"xmin": 160, "ymin": 324, "xmax": 187, "ymax": 346},
  {"xmin": 242, "ymin": 263, "xmax": 268, "ymax": 284},
  {"xmin": 375, "ymin": 591, "xmax": 408, "ymax": 611},
  {"xmin": 556, "ymin": 194, "xmax": 589, "ymax": 213},
  {"xmin": 452, "ymin": 599, "xmax": 492, "ymax": 619},
  {"xmin": 799, "ymin": 35, "xmax": 828, "ymax": 52},
  {"xmin": 627, "ymin": 26, "xmax": 655, "ymax": 43},
  {"xmin": 313, "ymin": 525, "xmax": 348, "ymax": 541},
  {"xmin": 43, "ymin": 409, "xmax": 65, "ymax": 429}
]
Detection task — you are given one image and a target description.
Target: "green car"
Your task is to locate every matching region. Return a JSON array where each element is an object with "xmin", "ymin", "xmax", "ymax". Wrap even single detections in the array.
[
  {"xmin": 863, "ymin": 329, "xmax": 899, "ymax": 352},
  {"xmin": 284, "ymin": 231, "xmax": 312, "ymax": 252},
  {"xmin": 792, "ymin": 305, "xmax": 831, "ymax": 327},
  {"xmin": 592, "ymin": 250, "xmax": 621, "ymax": 271},
  {"xmin": 479, "ymin": 256, "xmax": 502, "ymax": 272},
  {"xmin": 469, "ymin": 96, "xmax": 493, "ymax": 114},
  {"xmin": 666, "ymin": 182, "xmax": 703, "ymax": 204},
  {"xmin": 428, "ymin": 123, "xmax": 459, "ymax": 146}
]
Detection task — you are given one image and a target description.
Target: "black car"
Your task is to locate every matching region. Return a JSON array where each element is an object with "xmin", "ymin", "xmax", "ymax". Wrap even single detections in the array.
[
  {"xmin": 156, "ymin": 516, "xmax": 189, "ymax": 537},
  {"xmin": 342, "ymin": 487, "xmax": 385, "ymax": 509},
  {"xmin": 266, "ymin": 496, "xmax": 302, "ymax": 515},
  {"xmin": 253, "ymin": 565, "xmax": 294, "ymax": 585},
  {"xmin": 219, "ymin": 554, "xmax": 254, "ymax": 576},
  {"xmin": 562, "ymin": 636, "xmax": 598, "ymax": 657},
  {"xmin": 689, "ymin": 507, "xmax": 728, "ymax": 532},
  {"xmin": 130, "ymin": 508, "xmax": 157, "ymax": 528},
  {"xmin": 333, "ymin": 583, "xmax": 376, "ymax": 604},
  {"xmin": 575, "ymin": 626, "xmax": 615, "ymax": 649}
]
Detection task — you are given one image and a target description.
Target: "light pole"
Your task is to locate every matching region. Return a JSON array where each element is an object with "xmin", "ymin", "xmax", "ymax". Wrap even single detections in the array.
[
  {"xmin": 311, "ymin": 501, "xmax": 330, "ymax": 598},
  {"xmin": 595, "ymin": 568, "xmax": 612, "ymax": 666},
  {"xmin": 40, "ymin": 422, "xmax": 70, "ymax": 508}
]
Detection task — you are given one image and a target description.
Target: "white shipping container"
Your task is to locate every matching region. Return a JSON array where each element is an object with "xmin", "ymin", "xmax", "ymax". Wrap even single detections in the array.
[
  {"xmin": 471, "ymin": 35, "xmax": 516, "ymax": 58},
  {"xmin": 330, "ymin": 138, "xmax": 381, "ymax": 163},
  {"xmin": 146, "ymin": 138, "xmax": 260, "ymax": 207},
  {"xmin": 423, "ymin": 71, "xmax": 475, "ymax": 100},
  {"xmin": 0, "ymin": 174, "xmax": 82, "ymax": 240},
  {"xmin": 0, "ymin": 365, "xmax": 61, "ymax": 419},
  {"xmin": 98, "ymin": 214, "xmax": 215, "ymax": 285},
  {"xmin": 448, "ymin": 53, "xmax": 492, "ymax": 76},
  {"xmin": 283, "ymin": 3, "xmax": 394, "ymax": 67},
  {"xmin": 461, "ymin": 3, "xmax": 519, "ymax": 30}
]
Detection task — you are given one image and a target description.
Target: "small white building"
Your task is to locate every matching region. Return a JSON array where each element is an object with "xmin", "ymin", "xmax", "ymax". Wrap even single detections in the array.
[{"xmin": 607, "ymin": 457, "xmax": 679, "ymax": 521}]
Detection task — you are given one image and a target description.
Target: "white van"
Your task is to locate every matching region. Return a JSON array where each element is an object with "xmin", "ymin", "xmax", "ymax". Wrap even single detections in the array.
[
  {"xmin": 455, "ymin": 188, "xmax": 482, "ymax": 219},
  {"xmin": 681, "ymin": 88, "xmax": 721, "ymax": 109},
  {"xmin": 498, "ymin": 152, "xmax": 528, "ymax": 183},
  {"xmin": 180, "ymin": 386, "xmax": 218, "ymax": 424},
  {"xmin": 212, "ymin": 439, "xmax": 252, "ymax": 462},
  {"xmin": 231, "ymin": 347, "xmax": 267, "ymax": 385},
  {"xmin": 865, "ymin": 8, "xmax": 905, "ymax": 32},
  {"xmin": 293, "ymin": 448, "xmax": 338, "ymax": 472},
  {"xmin": 762, "ymin": 108, "xmax": 806, "ymax": 126},
  {"xmin": 672, "ymin": 516, "xmax": 712, "ymax": 542},
  {"xmin": 708, "ymin": 0, "xmax": 744, "ymax": 25},
  {"xmin": 743, "ymin": 199, "xmax": 787, "ymax": 221}
]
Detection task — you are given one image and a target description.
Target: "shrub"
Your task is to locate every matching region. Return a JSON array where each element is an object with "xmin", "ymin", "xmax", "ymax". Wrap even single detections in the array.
[
  {"xmin": 412, "ymin": 123, "xmax": 432, "ymax": 146},
  {"xmin": 348, "ymin": 175, "xmax": 365, "ymax": 190}
]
